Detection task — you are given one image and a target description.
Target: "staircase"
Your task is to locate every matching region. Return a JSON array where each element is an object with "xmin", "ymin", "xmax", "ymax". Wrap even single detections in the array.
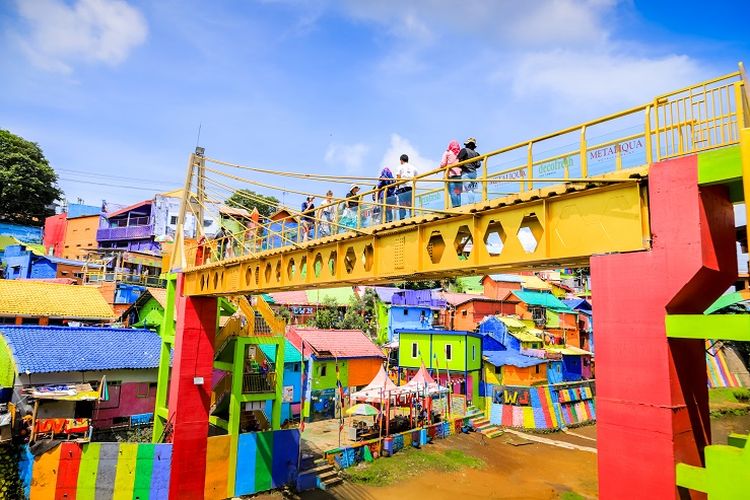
[
  {"xmin": 210, "ymin": 372, "xmax": 232, "ymax": 415},
  {"xmin": 470, "ymin": 415, "xmax": 504, "ymax": 439},
  {"xmin": 300, "ymin": 458, "xmax": 342, "ymax": 490}
]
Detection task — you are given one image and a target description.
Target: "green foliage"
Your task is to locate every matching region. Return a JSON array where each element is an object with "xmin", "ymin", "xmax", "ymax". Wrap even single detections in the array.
[
  {"xmin": 226, "ymin": 189, "xmax": 279, "ymax": 219},
  {"xmin": 343, "ymin": 447, "xmax": 484, "ymax": 486},
  {"xmin": 307, "ymin": 296, "xmax": 340, "ymax": 329},
  {"xmin": 559, "ymin": 492, "xmax": 586, "ymax": 500},
  {"xmin": 0, "ymin": 129, "xmax": 62, "ymax": 226},
  {"xmin": 397, "ymin": 277, "xmax": 463, "ymax": 292},
  {"xmin": 340, "ymin": 296, "xmax": 369, "ymax": 332},
  {"xmin": 733, "ymin": 388, "xmax": 750, "ymax": 402},
  {"xmin": 276, "ymin": 306, "xmax": 292, "ymax": 323},
  {"xmin": 115, "ymin": 425, "xmax": 153, "ymax": 443}
]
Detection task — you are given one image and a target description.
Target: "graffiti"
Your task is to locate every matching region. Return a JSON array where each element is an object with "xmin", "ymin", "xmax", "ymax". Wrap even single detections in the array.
[
  {"xmin": 493, "ymin": 386, "xmax": 531, "ymax": 406},
  {"xmin": 291, "ymin": 306, "xmax": 313, "ymax": 315}
]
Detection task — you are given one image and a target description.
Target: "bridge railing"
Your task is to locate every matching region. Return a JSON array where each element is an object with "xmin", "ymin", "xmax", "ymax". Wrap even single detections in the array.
[{"xmin": 182, "ymin": 69, "xmax": 745, "ymax": 270}]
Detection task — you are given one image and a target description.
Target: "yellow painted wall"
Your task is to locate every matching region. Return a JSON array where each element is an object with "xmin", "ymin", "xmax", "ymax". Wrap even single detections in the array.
[
  {"xmin": 62, "ymin": 215, "xmax": 100, "ymax": 260},
  {"xmin": 483, "ymin": 361, "xmax": 502, "ymax": 386}
]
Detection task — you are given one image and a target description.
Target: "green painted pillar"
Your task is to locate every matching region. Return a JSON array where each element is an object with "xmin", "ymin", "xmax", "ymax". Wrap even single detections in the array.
[
  {"xmin": 226, "ymin": 338, "xmax": 244, "ymax": 495},
  {"xmin": 271, "ymin": 338, "xmax": 285, "ymax": 429},
  {"xmin": 152, "ymin": 274, "xmax": 176, "ymax": 443}
]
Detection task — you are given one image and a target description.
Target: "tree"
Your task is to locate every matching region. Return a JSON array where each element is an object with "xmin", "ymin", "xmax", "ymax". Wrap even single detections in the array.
[
  {"xmin": 0, "ymin": 129, "xmax": 62, "ymax": 226},
  {"xmin": 307, "ymin": 297, "xmax": 340, "ymax": 329},
  {"xmin": 226, "ymin": 189, "xmax": 280, "ymax": 219}
]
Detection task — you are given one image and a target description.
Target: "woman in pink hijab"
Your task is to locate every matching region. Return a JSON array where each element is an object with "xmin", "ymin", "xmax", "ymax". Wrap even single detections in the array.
[{"xmin": 441, "ymin": 140, "xmax": 463, "ymax": 208}]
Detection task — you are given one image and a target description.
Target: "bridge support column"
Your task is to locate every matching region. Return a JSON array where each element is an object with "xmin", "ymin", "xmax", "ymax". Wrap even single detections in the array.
[
  {"xmin": 167, "ymin": 276, "xmax": 217, "ymax": 500},
  {"xmin": 591, "ymin": 154, "xmax": 737, "ymax": 498}
]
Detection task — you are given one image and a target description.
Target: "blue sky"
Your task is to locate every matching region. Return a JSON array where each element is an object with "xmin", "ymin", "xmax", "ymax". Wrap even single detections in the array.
[{"xmin": 1, "ymin": 0, "xmax": 749, "ymax": 209}]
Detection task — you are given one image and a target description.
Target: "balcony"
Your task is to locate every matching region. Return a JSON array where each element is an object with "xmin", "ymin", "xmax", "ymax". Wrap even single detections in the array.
[
  {"xmin": 242, "ymin": 371, "xmax": 276, "ymax": 393},
  {"xmin": 97, "ymin": 224, "xmax": 154, "ymax": 242}
]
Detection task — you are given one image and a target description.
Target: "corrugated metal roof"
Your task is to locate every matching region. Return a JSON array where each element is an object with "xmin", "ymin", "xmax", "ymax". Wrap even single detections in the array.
[
  {"xmin": 497, "ymin": 317, "xmax": 526, "ymax": 329},
  {"xmin": 268, "ymin": 290, "xmax": 309, "ymax": 305},
  {"xmin": 483, "ymin": 350, "xmax": 547, "ymax": 368},
  {"xmin": 545, "ymin": 346, "xmax": 593, "ymax": 356},
  {"xmin": 486, "ymin": 274, "xmax": 525, "ymax": 283},
  {"xmin": 0, "ymin": 325, "xmax": 161, "ymax": 373},
  {"xmin": 370, "ymin": 286, "xmax": 399, "ymax": 304},
  {"xmin": 508, "ymin": 329, "xmax": 543, "ymax": 343},
  {"xmin": 0, "ymin": 281, "xmax": 115, "ymax": 320},
  {"xmin": 289, "ymin": 327, "xmax": 385, "ymax": 359},
  {"xmin": 511, "ymin": 290, "xmax": 572, "ymax": 311},
  {"xmin": 520, "ymin": 275, "xmax": 553, "ymax": 291},
  {"xmin": 438, "ymin": 291, "xmax": 494, "ymax": 306},
  {"xmin": 259, "ymin": 339, "xmax": 302, "ymax": 363}
]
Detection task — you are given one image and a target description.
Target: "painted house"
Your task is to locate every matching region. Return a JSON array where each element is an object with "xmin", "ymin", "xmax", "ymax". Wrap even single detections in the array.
[
  {"xmin": 119, "ymin": 287, "xmax": 170, "ymax": 330},
  {"xmin": 267, "ymin": 209, "xmax": 299, "ymax": 249},
  {"xmin": 503, "ymin": 290, "xmax": 578, "ymax": 345},
  {"xmin": 286, "ymin": 327, "xmax": 385, "ymax": 421},
  {"xmin": 259, "ymin": 339, "xmax": 303, "ymax": 424},
  {"xmin": 438, "ymin": 291, "xmax": 513, "ymax": 331},
  {"xmin": 97, "ymin": 200, "xmax": 160, "ymax": 254},
  {"xmin": 0, "ymin": 325, "xmax": 161, "ymax": 431},
  {"xmin": 563, "ymin": 298, "xmax": 594, "ymax": 352},
  {"xmin": 397, "ymin": 329, "xmax": 482, "ymax": 403},
  {"xmin": 0, "ymin": 280, "xmax": 115, "ymax": 326},
  {"xmin": 478, "ymin": 316, "xmax": 543, "ymax": 351},
  {"xmin": 61, "ymin": 213, "xmax": 102, "ymax": 261},
  {"xmin": 545, "ymin": 346, "xmax": 594, "ymax": 381},
  {"xmin": 483, "ymin": 350, "xmax": 548, "ymax": 387},
  {"xmin": 2, "ymin": 244, "xmax": 93, "ymax": 284},
  {"xmin": 386, "ymin": 289, "xmax": 445, "ymax": 342},
  {"xmin": 481, "ymin": 274, "xmax": 524, "ymax": 299}
]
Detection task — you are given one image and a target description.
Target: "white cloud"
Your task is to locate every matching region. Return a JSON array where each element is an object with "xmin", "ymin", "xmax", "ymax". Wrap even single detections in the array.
[
  {"xmin": 379, "ymin": 133, "xmax": 437, "ymax": 174},
  {"xmin": 324, "ymin": 142, "xmax": 370, "ymax": 174},
  {"xmin": 13, "ymin": 0, "xmax": 148, "ymax": 74},
  {"xmin": 511, "ymin": 49, "xmax": 709, "ymax": 112}
]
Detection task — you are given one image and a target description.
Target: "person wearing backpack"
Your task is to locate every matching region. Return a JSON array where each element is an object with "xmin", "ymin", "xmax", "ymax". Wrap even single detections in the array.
[
  {"xmin": 458, "ymin": 137, "xmax": 481, "ymax": 205},
  {"xmin": 441, "ymin": 140, "xmax": 462, "ymax": 208}
]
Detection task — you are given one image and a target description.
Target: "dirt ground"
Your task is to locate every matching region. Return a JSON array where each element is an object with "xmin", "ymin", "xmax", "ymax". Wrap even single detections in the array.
[{"xmin": 249, "ymin": 414, "xmax": 748, "ymax": 500}]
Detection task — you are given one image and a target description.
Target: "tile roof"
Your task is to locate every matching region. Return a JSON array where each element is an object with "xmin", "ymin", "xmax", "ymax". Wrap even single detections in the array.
[
  {"xmin": 267, "ymin": 290, "xmax": 309, "ymax": 305},
  {"xmin": 0, "ymin": 325, "xmax": 162, "ymax": 373},
  {"xmin": 484, "ymin": 350, "xmax": 547, "ymax": 368},
  {"xmin": 288, "ymin": 327, "xmax": 385, "ymax": 359},
  {"xmin": 511, "ymin": 290, "xmax": 572, "ymax": 311},
  {"xmin": 259, "ymin": 339, "xmax": 303, "ymax": 363},
  {"xmin": 0, "ymin": 281, "xmax": 115, "ymax": 320}
]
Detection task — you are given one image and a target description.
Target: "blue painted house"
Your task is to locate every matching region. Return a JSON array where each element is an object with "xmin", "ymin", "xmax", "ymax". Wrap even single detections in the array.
[
  {"xmin": 2, "ymin": 244, "xmax": 92, "ymax": 283},
  {"xmin": 260, "ymin": 339, "xmax": 303, "ymax": 424},
  {"xmin": 387, "ymin": 289, "xmax": 445, "ymax": 342},
  {"xmin": 478, "ymin": 316, "xmax": 543, "ymax": 352}
]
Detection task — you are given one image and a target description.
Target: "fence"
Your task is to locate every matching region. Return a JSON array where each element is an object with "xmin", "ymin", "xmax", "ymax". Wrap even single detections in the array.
[
  {"xmin": 22, "ymin": 429, "xmax": 300, "ymax": 500},
  {"xmin": 322, "ymin": 415, "xmax": 474, "ymax": 470}
]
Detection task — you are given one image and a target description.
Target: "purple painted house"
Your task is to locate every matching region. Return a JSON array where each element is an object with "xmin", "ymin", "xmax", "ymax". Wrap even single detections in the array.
[{"xmin": 97, "ymin": 200, "xmax": 161, "ymax": 254}]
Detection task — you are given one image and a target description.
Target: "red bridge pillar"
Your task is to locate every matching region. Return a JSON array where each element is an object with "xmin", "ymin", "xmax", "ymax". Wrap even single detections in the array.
[
  {"xmin": 591, "ymin": 155, "xmax": 737, "ymax": 498},
  {"xmin": 167, "ymin": 277, "xmax": 217, "ymax": 500}
]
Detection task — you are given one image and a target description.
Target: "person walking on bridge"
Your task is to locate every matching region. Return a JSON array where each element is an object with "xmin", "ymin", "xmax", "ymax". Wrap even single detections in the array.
[
  {"xmin": 442, "ymin": 140, "xmax": 462, "ymax": 208},
  {"xmin": 458, "ymin": 137, "xmax": 481, "ymax": 205},
  {"xmin": 396, "ymin": 154, "xmax": 417, "ymax": 220},
  {"xmin": 375, "ymin": 165, "xmax": 396, "ymax": 223}
]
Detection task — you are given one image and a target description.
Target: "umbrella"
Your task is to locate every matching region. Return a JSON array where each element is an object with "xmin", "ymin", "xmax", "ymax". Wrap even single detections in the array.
[{"xmin": 345, "ymin": 403, "xmax": 379, "ymax": 416}]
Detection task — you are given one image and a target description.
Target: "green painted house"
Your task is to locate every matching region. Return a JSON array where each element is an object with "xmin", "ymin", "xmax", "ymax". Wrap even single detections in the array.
[{"xmin": 397, "ymin": 329, "xmax": 482, "ymax": 404}]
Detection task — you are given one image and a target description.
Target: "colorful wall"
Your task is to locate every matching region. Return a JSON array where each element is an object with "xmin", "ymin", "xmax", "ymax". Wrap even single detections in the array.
[
  {"xmin": 706, "ymin": 341, "xmax": 742, "ymax": 388},
  {"xmin": 398, "ymin": 331, "xmax": 482, "ymax": 372},
  {"xmin": 388, "ymin": 305, "xmax": 434, "ymax": 342},
  {"xmin": 92, "ymin": 381, "xmax": 158, "ymax": 428},
  {"xmin": 487, "ymin": 381, "xmax": 596, "ymax": 430},
  {"xmin": 62, "ymin": 215, "xmax": 101, "ymax": 261},
  {"xmin": 24, "ymin": 429, "xmax": 300, "ymax": 500}
]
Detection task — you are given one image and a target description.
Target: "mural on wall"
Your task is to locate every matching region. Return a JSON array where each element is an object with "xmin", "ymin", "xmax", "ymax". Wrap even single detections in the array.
[
  {"xmin": 488, "ymin": 381, "xmax": 596, "ymax": 431},
  {"xmin": 22, "ymin": 429, "xmax": 300, "ymax": 500}
]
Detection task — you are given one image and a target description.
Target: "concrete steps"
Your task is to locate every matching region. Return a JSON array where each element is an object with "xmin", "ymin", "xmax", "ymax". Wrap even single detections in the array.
[
  {"xmin": 299, "ymin": 458, "xmax": 342, "ymax": 491},
  {"xmin": 470, "ymin": 415, "xmax": 504, "ymax": 439}
]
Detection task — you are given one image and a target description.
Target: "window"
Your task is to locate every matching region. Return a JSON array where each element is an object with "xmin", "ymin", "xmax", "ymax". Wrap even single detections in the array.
[
  {"xmin": 461, "ymin": 310, "xmax": 468, "ymax": 316},
  {"xmin": 203, "ymin": 219, "xmax": 213, "ymax": 227},
  {"xmin": 112, "ymin": 416, "xmax": 130, "ymax": 426},
  {"xmin": 403, "ymin": 309, "xmax": 409, "ymax": 316},
  {"xmin": 412, "ymin": 343, "xmax": 418, "ymax": 358},
  {"xmin": 472, "ymin": 345, "xmax": 476, "ymax": 360},
  {"xmin": 445, "ymin": 344, "xmax": 452, "ymax": 361},
  {"xmin": 535, "ymin": 365, "xmax": 541, "ymax": 374},
  {"xmin": 293, "ymin": 363, "xmax": 300, "ymax": 372},
  {"xmin": 494, "ymin": 366, "xmax": 502, "ymax": 374},
  {"xmin": 170, "ymin": 216, "xmax": 178, "ymax": 225},
  {"xmin": 136, "ymin": 383, "xmax": 149, "ymax": 398},
  {"xmin": 320, "ymin": 364, "xmax": 327, "ymax": 377}
]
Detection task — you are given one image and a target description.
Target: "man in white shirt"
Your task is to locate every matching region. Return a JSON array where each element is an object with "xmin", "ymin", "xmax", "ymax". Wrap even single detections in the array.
[{"xmin": 396, "ymin": 154, "xmax": 417, "ymax": 220}]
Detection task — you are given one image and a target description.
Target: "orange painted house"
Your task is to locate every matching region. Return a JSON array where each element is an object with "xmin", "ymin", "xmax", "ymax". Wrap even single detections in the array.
[
  {"xmin": 437, "ymin": 292, "xmax": 514, "ymax": 331},
  {"xmin": 481, "ymin": 274, "xmax": 524, "ymax": 300},
  {"xmin": 62, "ymin": 214, "xmax": 102, "ymax": 261}
]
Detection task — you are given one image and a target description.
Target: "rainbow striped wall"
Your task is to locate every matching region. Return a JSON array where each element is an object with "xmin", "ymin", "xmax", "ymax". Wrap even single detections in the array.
[
  {"xmin": 488, "ymin": 381, "xmax": 596, "ymax": 430},
  {"xmin": 706, "ymin": 341, "xmax": 741, "ymax": 388},
  {"xmin": 26, "ymin": 429, "xmax": 300, "ymax": 500}
]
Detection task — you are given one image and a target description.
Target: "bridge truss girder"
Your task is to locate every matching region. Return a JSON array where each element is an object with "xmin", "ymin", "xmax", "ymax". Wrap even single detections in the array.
[{"xmin": 183, "ymin": 181, "xmax": 649, "ymax": 296}]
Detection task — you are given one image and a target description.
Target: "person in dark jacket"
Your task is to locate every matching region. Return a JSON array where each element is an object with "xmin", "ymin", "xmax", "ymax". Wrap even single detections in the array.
[
  {"xmin": 300, "ymin": 196, "xmax": 315, "ymax": 241},
  {"xmin": 458, "ymin": 137, "xmax": 481, "ymax": 204},
  {"xmin": 375, "ymin": 166, "xmax": 396, "ymax": 223}
]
